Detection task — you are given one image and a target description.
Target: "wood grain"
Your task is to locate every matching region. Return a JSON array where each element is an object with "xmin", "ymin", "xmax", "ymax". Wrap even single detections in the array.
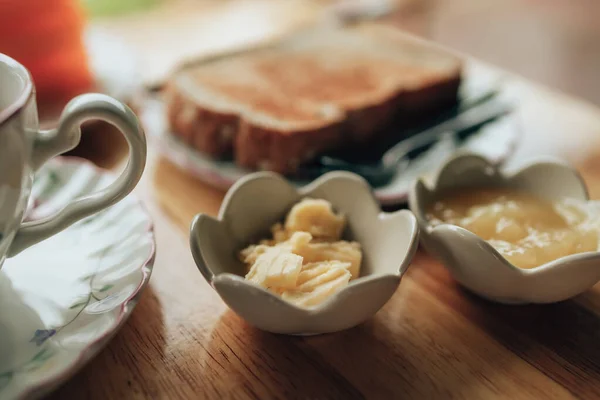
[
  {"xmin": 47, "ymin": 1, "xmax": 600, "ymax": 399},
  {"xmin": 50, "ymin": 80, "xmax": 600, "ymax": 399}
]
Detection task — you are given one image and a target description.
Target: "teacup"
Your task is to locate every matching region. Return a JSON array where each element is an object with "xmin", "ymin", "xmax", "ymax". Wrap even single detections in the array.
[{"xmin": 0, "ymin": 53, "xmax": 146, "ymax": 267}]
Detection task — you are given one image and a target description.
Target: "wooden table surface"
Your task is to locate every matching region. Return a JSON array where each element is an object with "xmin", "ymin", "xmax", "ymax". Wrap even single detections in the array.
[{"xmin": 50, "ymin": 1, "xmax": 600, "ymax": 399}]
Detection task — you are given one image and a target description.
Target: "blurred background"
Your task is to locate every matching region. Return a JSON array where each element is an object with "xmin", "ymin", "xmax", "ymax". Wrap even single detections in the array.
[
  {"xmin": 2, "ymin": 0, "xmax": 599, "ymax": 117},
  {"xmin": 1, "ymin": 0, "xmax": 599, "ymax": 164}
]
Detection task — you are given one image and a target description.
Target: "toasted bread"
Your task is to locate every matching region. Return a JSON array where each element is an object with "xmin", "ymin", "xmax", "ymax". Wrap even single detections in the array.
[{"xmin": 166, "ymin": 23, "xmax": 462, "ymax": 174}]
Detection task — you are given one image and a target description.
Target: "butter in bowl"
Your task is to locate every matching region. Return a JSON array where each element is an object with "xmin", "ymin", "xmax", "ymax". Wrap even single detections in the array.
[
  {"xmin": 189, "ymin": 171, "xmax": 419, "ymax": 335},
  {"xmin": 409, "ymin": 152, "xmax": 600, "ymax": 304}
]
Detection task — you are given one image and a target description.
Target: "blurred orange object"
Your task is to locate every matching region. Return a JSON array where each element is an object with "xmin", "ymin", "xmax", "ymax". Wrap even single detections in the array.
[{"xmin": 0, "ymin": 0, "xmax": 94, "ymax": 117}]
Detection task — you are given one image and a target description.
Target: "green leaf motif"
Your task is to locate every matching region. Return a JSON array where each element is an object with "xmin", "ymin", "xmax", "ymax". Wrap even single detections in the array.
[
  {"xmin": 24, "ymin": 348, "xmax": 55, "ymax": 371},
  {"xmin": 36, "ymin": 170, "xmax": 61, "ymax": 199},
  {"xmin": 0, "ymin": 371, "xmax": 13, "ymax": 391},
  {"xmin": 99, "ymin": 284, "xmax": 114, "ymax": 292},
  {"xmin": 69, "ymin": 300, "xmax": 89, "ymax": 310},
  {"xmin": 31, "ymin": 348, "xmax": 50, "ymax": 363},
  {"xmin": 80, "ymin": 274, "xmax": 95, "ymax": 282},
  {"xmin": 48, "ymin": 171, "xmax": 60, "ymax": 185},
  {"xmin": 80, "ymin": 213, "xmax": 101, "ymax": 225}
]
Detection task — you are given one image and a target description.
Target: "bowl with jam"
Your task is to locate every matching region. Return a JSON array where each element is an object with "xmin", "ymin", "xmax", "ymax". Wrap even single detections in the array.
[{"xmin": 409, "ymin": 152, "xmax": 600, "ymax": 304}]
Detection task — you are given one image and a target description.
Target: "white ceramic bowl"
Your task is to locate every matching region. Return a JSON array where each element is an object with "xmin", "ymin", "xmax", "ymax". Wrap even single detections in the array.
[
  {"xmin": 409, "ymin": 152, "xmax": 600, "ymax": 304},
  {"xmin": 190, "ymin": 171, "xmax": 419, "ymax": 334}
]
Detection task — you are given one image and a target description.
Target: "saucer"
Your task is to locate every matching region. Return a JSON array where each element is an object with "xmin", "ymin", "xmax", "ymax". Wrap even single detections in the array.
[{"xmin": 0, "ymin": 157, "xmax": 155, "ymax": 399}]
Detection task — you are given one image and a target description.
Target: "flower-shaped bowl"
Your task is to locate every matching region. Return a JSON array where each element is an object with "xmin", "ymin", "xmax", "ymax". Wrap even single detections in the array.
[
  {"xmin": 190, "ymin": 171, "xmax": 419, "ymax": 335},
  {"xmin": 409, "ymin": 152, "xmax": 600, "ymax": 304}
]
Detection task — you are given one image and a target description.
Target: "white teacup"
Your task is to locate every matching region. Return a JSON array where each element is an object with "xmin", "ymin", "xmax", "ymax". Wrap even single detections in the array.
[{"xmin": 0, "ymin": 53, "xmax": 146, "ymax": 267}]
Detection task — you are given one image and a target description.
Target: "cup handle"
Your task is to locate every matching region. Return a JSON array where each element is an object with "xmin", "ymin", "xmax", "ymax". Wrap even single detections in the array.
[{"xmin": 7, "ymin": 93, "xmax": 147, "ymax": 257}]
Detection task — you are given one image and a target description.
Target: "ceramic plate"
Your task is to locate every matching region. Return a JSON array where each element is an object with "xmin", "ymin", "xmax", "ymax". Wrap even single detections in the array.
[
  {"xmin": 142, "ymin": 66, "xmax": 519, "ymax": 205},
  {"xmin": 0, "ymin": 157, "xmax": 155, "ymax": 400}
]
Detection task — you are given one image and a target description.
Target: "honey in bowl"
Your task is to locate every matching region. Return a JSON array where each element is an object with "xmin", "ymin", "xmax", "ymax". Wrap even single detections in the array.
[{"xmin": 426, "ymin": 188, "xmax": 599, "ymax": 269}]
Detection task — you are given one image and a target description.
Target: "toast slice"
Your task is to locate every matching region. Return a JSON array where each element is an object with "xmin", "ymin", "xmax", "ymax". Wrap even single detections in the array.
[{"xmin": 166, "ymin": 23, "xmax": 462, "ymax": 174}]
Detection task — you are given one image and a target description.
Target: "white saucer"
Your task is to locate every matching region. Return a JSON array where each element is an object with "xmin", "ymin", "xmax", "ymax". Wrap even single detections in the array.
[
  {"xmin": 141, "ymin": 66, "xmax": 519, "ymax": 205},
  {"xmin": 0, "ymin": 157, "xmax": 155, "ymax": 400}
]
